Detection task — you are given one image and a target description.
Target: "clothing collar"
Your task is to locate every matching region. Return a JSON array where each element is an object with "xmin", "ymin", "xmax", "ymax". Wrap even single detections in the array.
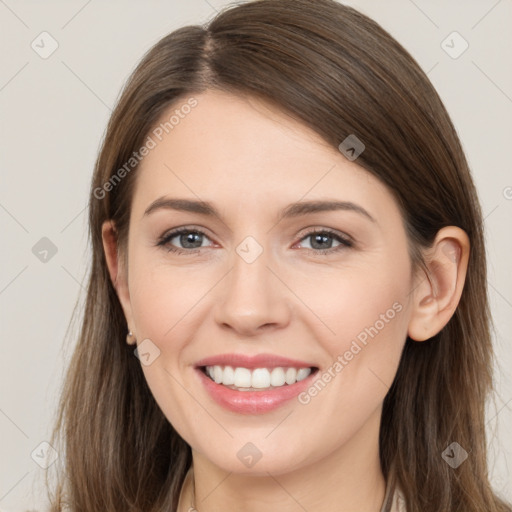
[{"xmin": 177, "ymin": 466, "xmax": 406, "ymax": 511}]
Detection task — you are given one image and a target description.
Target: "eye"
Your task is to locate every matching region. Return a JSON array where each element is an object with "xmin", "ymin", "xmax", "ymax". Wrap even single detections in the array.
[
  {"xmin": 156, "ymin": 226, "xmax": 353, "ymax": 256},
  {"xmin": 156, "ymin": 227, "xmax": 213, "ymax": 254},
  {"xmin": 295, "ymin": 229, "xmax": 353, "ymax": 255}
]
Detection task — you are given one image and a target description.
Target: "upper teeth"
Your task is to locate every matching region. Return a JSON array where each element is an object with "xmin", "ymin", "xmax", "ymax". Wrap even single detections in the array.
[{"xmin": 205, "ymin": 365, "xmax": 312, "ymax": 389}]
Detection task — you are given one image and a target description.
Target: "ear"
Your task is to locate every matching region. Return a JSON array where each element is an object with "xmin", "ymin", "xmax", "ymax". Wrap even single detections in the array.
[
  {"xmin": 407, "ymin": 226, "xmax": 470, "ymax": 342},
  {"xmin": 101, "ymin": 220, "xmax": 135, "ymax": 340}
]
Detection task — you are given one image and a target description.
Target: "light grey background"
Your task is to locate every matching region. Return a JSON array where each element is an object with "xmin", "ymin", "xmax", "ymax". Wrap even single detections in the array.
[{"xmin": 0, "ymin": 0, "xmax": 511, "ymax": 509}]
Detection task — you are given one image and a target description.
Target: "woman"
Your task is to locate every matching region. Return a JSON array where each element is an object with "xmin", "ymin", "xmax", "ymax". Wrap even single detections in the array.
[{"xmin": 48, "ymin": 0, "xmax": 511, "ymax": 511}]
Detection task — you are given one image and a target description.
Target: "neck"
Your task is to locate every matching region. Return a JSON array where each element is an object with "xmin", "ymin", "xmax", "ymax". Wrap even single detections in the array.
[{"xmin": 180, "ymin": 407, "xmax": 387, "ymax": 512}]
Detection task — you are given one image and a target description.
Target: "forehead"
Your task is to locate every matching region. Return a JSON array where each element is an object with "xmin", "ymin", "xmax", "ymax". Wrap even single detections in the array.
[{"xmin": 131, "ymin": 90, "xmax": 398, "ymax": 222}]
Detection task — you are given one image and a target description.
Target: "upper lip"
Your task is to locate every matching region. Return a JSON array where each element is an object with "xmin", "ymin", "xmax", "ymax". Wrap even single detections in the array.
[{"xmin": 195, "ymin": 353, "xmax": 318, "ymax": 370}]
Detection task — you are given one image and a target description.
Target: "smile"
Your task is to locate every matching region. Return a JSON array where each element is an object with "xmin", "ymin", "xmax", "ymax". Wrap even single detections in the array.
[
  {"xmin": 193, "ymin": 353, "xmax": 319, "ymax": 413},
  {"xmin": 202, "ymin": 365, "xmax": 313, "ymax": 390}
]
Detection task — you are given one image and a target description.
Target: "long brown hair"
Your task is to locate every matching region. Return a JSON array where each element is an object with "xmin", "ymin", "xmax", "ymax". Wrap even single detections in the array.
[{"xmin": 48, "ymin": 1, "xmax": 511, "ymax": 511}]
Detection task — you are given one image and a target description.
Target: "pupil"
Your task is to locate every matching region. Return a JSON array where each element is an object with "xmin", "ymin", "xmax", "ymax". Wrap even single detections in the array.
[
  {"xmin": 181, "ymin": 232, "xmax": 202, "ymax": 248},
  {"xmin": 311, "ymin": 233, "xmax": 331, "ymax": 249}
]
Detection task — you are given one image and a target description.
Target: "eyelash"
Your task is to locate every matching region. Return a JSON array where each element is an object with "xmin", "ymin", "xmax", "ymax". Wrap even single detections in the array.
[{"xmin": 156, "ymin": 226, "xmax": 353, "ymax": 256}]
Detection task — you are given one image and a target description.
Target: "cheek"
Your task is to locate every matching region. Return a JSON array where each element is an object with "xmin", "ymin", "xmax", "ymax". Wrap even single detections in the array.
[
  {"xmin": 294, "ymin": 257, "xmax": 411, "ymax": 435},
  {"xmin": 127, "ymin": 260, "xmax": 205, "ymax": 434},
  {"xmin": 128, "ymin": 253, "xmax": 210, "ymax": 340},
  {"xmin": 298, "ymin": 261, "xmax": 410, "ymax": 354}
]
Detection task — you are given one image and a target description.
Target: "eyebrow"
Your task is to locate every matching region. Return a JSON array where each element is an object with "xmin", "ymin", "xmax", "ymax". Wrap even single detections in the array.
[{"xmin": 143, "ymin": 197, "xmax": 376, "ymax": 223}]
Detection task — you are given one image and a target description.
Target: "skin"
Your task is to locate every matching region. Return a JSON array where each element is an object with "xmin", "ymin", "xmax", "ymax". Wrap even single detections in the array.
[{"xmin": 102, "ymin": 89, "xmax": 469, "ymax": 512}]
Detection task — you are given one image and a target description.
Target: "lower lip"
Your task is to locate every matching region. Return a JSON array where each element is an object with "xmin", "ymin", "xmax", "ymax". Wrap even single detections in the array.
[{"xmin": 195, "ymin": 367, "xmax": 317, "ymax": 414}]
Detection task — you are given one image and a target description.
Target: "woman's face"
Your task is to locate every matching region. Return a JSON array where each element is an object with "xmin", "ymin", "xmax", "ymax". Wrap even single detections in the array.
[{"xmin": 112, "ymin": 90, "xmax": 415, "ymax": 475}]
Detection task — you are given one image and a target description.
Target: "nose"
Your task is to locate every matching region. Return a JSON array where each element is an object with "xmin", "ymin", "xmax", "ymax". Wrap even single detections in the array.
[{"xmin": 213, "ymin": 245, "xmax": 291, "ymax": 336}]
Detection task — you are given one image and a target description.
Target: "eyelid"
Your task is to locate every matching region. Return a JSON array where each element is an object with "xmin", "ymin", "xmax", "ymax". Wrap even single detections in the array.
[
  {"xmin": 156, "ymin": 225, "xmax": 216, "ymax": 252},
  {"xmin": 295, "ymin": 226, "xmax": 353, "ymax": 244},
  {"xmin": 292, "ymin": 228, "xmax": 353, "ymax": 255}
]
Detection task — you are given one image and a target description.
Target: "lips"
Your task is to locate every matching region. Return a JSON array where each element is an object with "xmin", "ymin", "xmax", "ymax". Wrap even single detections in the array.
[
  {"xmin": 194, "ymin": 353, "xmax": 318, "ymax": 370},
  {"xmin": 193, "ymin": 353, "xmax": 319, "ymax": 414}
]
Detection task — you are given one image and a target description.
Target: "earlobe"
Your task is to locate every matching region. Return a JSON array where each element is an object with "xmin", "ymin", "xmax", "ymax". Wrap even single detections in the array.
[{"xmin": 407, "ymin": 226, "xmax": 470, "ymax": 342}]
